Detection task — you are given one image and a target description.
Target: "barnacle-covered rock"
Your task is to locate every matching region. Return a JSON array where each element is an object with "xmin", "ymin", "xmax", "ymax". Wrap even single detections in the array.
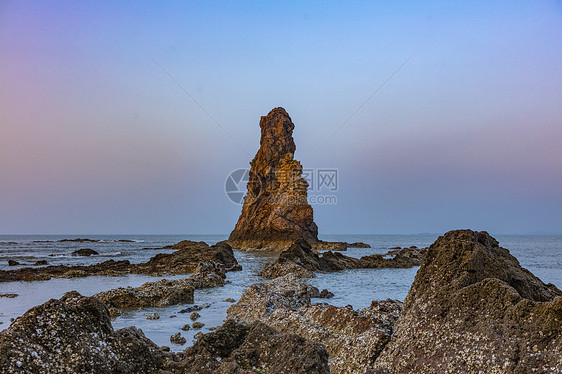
[
  {"xmin": 374, "ymin": 229, "xmax": 562, "ymax": 373},
  {"xmin": 0, "ymin": 291, "xmax": 165, "ymax": 373}
]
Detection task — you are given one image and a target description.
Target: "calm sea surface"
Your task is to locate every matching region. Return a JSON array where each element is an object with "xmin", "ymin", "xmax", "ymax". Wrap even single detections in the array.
[{"xmin": 1, "ymin": 234, "xmax": 561, "ymax": 350}]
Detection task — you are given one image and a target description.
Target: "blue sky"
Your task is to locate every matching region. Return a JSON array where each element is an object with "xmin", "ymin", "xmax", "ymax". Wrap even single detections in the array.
[{"xmin": 1, "ymin": 1, "xmax": 561, "ymax": 234}]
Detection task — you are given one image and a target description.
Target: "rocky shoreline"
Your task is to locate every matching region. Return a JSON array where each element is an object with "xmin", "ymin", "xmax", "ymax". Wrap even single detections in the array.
[
  {"xmin": 1, "ymin": 230, "xmax": 560, "ymax": 373},
  {"xmin": 259, "ymin": 239, "xmax": 424, "ymax": 279},
  {"xmin": 1, "ymin": 110, "xmax": 560, "ymax": 372},
  {"xmin": 0, "ymin": 241, "xmax": 241, "ymax": 282}
]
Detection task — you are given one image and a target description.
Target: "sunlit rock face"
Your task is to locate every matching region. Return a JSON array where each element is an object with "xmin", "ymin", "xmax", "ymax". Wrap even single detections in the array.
[{"xmin": 228, "ymin": 107, "xmax": 318, "ymax": 251}]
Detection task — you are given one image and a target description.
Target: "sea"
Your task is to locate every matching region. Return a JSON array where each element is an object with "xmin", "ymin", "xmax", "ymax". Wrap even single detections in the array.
[{"xmin": 1, "ymin": 234, "xmax": 561, "ymax": 351}]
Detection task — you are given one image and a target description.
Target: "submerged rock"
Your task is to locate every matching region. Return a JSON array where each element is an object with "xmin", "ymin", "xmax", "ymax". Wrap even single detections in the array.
[
  {"xmin": 180, "ymin": 319, "xmax": 330, "ymax": 373},
  {"xmin": 72, "ymin": 248, "xmax": 99, "ymax": 256},
  {"xmin": 349, "ymin": 241, "xmax": 371, "ymax": 248},
  {"xmin": 190, "ymin": 312, "xmax": 200, "ymax": 321},
  {"xmin": 192, "ymin": 322, "xmax": 204, "ymax": 329},
  {"xmin": 58, "ymin": 238, "xmax": 100, "ymax": 242},
  {"xmin": 260, "ymin": 239, "xmax": 423, "ymax": 279},
  {"xmin": 228, "ymin": 108, "xmax": 319, "ymax": 251},
  {"xmin": 0, "ymin": 293, "xmax": 18, "ymax": 298},
  {"xmin": 374, "ymin": 229, "xmax": 562, "ymax": 373},
  {"xmin": 170, "ymin": 332, "xmax": 186, "ymax": 345},
  {"xmin": 0, "ymin": 291, "xmax": 165, "ymax": 373}
]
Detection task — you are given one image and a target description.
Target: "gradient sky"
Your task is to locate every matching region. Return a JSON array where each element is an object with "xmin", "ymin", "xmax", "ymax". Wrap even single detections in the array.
[{"xmin": 1, "ymin": 1, "xmax": 561, "ymax": 235}]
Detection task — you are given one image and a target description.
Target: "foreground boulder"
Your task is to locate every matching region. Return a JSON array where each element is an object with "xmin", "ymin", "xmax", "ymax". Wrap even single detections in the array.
[
  {"xmin": 0, "ymin": 291, "xmax": 166, "ymax": 373},
  {"xmin": 95, "ymin": 261, "xmax": 227, "ymax": 316},
  {"xmin": 228, "ymin": 108, "xmax": 319, "ymax": 251},
  {"xmin": 374, "ymin": 229, "xmax": 562, "ymax": 373},
  {"xmin": 227, "ymin": 274, "xmax": 402, "ymax": 374},
  {"xmin": 180, "ymin": 319, "xmax": 330, "ymax": 373},
  {"xmin": 260, "ymin": 239, "xmax": 423, "ymax": 278},
  {"xmin": 0, "ymin": 241, "xmax": 240, "ymax": 282}
]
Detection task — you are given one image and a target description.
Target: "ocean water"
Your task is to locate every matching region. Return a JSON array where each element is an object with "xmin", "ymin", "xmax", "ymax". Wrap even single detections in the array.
[{"xmin": 1, "ymin": 234, "xmax": 561, "ymax": 351}]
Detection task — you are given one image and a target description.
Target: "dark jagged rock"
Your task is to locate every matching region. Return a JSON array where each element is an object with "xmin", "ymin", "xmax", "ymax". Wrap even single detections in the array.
[
  {"xmin": 374, "ymin": 229, "xmax": 562, "ymax": 373},
  {"xmin": 311, "ymin": 241, "xmax": 372, "ymax": 251},
  {"xmin": 349, "ymin": 241, "xmax": 371, "ymax": 248},
  {"xmin": 163, "ymin": 240, "xmax": 208, "ymax": 250},
  {"xmin": 58, "ymin": 238, "xmax": 100, "ymax": 242},
  {"xmin": 0, "ymin": 241, "xmax": 240, "ymax": 282},
  {"xmin": 228, "ymin": 108, "xmax": 319, "ymax": 251},
  {"xmin": 227, "ymin": 274, "xmax": 401, "ymax": 373},
  {"xmin": 0, "ymin": 260, "xmax": 132, "ymax": 282},
  {"xmin": 72, "ymin": 248, "xmax": 99, "ymax": 256},
  {"xmin": 259, "ymin": 239, "xmax": 422, "ymax": 279},
  {"xmin": 311, "ymin": 241, "xmax": 348, "ymax": 251},
  {"xmin": 0, "ymin": 291, "xmax": 166, "ymax": 373},
  {"xmin": 170, "ymin": 332, "xmax": 186, "ymax": 345},
  {"xmin": 180, "ymin": 319, "xmax": 330, "ymax": 374},
  {"xmin": 7, "ymin": 260, "xmax": 20, "ymax": 266},
  {"xmin": 133, "ymin": 241, "xmax": 240, "ymax": 275},
  {"xmin": 32, "ymin": 260, "xmax": 48, "ymax": 266},
  {"xmin": 0, "ymin": 293, "xmax": 18, "ymax": 298},
  {"xmin": 192, "ymin": 322, "xmax": 204, "ymax": 329}
]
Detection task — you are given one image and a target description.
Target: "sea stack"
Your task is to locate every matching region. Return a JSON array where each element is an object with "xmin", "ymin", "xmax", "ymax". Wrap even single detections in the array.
[{"xmin": 228, "ymin": 107, "xmax": 318, "ymax": 251}]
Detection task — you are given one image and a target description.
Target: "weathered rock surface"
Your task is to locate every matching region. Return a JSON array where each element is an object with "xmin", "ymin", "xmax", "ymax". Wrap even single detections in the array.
[
  {"xmin": 7, "ymin": 260, "xmax": 20, "ymax": 266},
  {"xmin": 259, "ymin": 239, "xmax": 422, "ymax": 278},
  {"xmin": 227, "ymin": 274, "xmax": 402, "ymax": 374},
  {"xmin": 180, "ymin": 319, "xmax": 330, "ymax": 374},
  {"xmin": 72, "ymin": 248, "xmax": 99, "ymax": 256},
  {"xmin": 132, "ymin": 241, "xmax": 240, "ymax": 276},
  {"xmin": 0, "ymin": 259, "xmax": 132, "ymax": 282},
  {"xmin": 0, "ymin": 291, "xmax": 166, "ymax": 373},
  {"xmin": 227, "ymin": 274, "xmax": 323, "ymax": 321},
  {"xmin": 0, "ymin": 241, "xmax": 240, "ymax": 282},
  {"xmin": 95, "ymin": 261, "xmax": 227, "ymax": 316},
  {"xmin": 374, "ymin": 229, "xmax": 562, "ymax": 373},
  {"xmin": 58, "ymin": 238, "xmax": 100, "ymax": 242},
  {"xmin": 170, "ymin": 332, "xmax": 186, "ymax": 345},
  {"xmin": 163, "ymin": 240, "xmax": 208, "ymax": 250},
  {"xmin": 349, "ymin": 241, "xmax": 371, "ymax": 248},
  {"xmin": 311, "ymin": 241, "xmax": 372, "ymax": 251},
  {"xmin": 0, "ymin": 293, "xmax": 18, "ymax": 298},
  {"xmin": 228, "ymin": 108, "xmax": 319, "ymax": 251}
]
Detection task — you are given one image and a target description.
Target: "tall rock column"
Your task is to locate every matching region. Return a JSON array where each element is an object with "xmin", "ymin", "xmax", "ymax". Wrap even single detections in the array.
[{"xmin": 228, "ymin": 107, "xmax": 318, "ymax": 251}]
